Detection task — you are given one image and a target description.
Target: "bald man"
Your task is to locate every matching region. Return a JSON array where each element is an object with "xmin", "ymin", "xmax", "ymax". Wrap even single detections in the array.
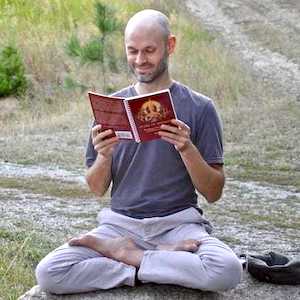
[{"xmin": 35, "ymin": 10, "xmax": 242, "ymax": 294}]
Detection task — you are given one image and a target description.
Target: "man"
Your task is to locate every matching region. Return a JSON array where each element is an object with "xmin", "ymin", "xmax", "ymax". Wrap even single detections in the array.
[{"xmin": 36, "ymin": 9, "xmax": 242, "ymax": 294}]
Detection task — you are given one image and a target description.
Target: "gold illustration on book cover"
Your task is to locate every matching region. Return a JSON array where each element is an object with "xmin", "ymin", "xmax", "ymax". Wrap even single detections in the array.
[{"xmin": 137, "ymin": 99, "xmax": 170, "ymax": 123}]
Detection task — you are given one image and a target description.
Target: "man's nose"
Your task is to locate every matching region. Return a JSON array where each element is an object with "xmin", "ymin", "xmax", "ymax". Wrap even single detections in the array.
[{"xmin": 135, "ymin": 51, "xmax": 146, "ymax": 65}]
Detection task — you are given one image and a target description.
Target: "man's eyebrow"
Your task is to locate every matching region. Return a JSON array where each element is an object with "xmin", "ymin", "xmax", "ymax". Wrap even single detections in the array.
[{"xmin": 126, "ymin": 45, "xmax": 155, "ymax": 50}]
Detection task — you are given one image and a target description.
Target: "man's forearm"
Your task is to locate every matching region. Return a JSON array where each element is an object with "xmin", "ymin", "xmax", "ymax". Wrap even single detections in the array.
[
  {"xmin": 180, "ymin": 144, "xmax": 225, "ymax": 203},
  {"xmin": 86, "ymin": 154, "xmax": 112, "ymax": 197}
]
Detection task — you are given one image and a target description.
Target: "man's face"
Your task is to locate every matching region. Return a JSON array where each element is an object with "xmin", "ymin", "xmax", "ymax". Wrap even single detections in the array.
[{"xmin": 125, "ymin": 29, "xmax": 169, "ymax": 83}]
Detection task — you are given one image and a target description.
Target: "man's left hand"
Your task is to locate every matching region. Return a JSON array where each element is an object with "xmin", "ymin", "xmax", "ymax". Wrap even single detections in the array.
[{"xmin": 158, "ymin": 119, "xmax": 192, "ymax": 153}]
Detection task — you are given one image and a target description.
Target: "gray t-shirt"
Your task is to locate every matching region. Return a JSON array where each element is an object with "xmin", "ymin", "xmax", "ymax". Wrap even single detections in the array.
[{"xmin": 86, "ymin": 81, "xmax": 223, "ymax": 218}]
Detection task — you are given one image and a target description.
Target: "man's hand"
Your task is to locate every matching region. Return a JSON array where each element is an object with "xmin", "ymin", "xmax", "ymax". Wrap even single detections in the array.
[
  {"xmin": 86, "ymin": 125, "xmax": 119, "ymax": 196},
  {"xmin": 92, "ymin": 124, "xmax": 119, "ymax": 158},
  {"xmin": 158, "ymin": 119, "xmax": 192, "ymax": 153}
]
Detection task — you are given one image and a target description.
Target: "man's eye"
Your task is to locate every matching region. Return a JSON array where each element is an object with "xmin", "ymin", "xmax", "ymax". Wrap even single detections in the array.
[
  {"xmin": 128, "ymin": 49, "xmax": 138, "ymax": 54},
  {"xmin": 146, "ymin": 48, "xmax": 155, "ymax": 53}
]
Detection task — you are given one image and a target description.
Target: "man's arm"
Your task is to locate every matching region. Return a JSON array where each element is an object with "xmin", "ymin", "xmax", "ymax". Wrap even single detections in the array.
[
  {"xmin": 158, "ymin": 119, "xmax": 225, "ymax": 203},
  {"xmin": 179, "ymin": 143, "xmax": 224, "ymax": 202},
  {"xmin": 85, "ymin": 124, "xmax": 119, "ymax": 197}
]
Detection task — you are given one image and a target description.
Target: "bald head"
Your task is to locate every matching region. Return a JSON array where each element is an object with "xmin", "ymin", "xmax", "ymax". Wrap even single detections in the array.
[
  {"xmin": 125, "ymin": 9, "xmax": 171, "ymax": 43},
  {"xmin": 124, "ymin": 9, "xmax": 176, "ymax": 84}
]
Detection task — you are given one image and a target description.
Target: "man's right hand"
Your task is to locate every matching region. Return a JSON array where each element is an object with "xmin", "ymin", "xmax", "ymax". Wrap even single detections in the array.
[{"xmin": 92, "ymin": 124, "xmax": 119, "ymax": 158}]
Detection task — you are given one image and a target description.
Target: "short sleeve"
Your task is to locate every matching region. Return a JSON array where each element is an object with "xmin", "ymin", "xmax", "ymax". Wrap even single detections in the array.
[
  {"xmin": 85, "ymin": 123, "xmax": 98, "ymax": 168},
  {"xmin": 196, "ymin": 100, "xmax": 223, "ymax": 164}
]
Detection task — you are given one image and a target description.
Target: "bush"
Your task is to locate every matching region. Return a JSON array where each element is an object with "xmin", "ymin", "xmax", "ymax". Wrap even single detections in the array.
[{"xmin": 0, "ymin": 46, "xmax": 27, "ymax": 97}]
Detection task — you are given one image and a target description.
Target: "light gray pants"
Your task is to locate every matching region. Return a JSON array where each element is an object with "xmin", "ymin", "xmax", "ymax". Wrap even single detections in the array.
[{"xmin": 36, "ymin": 207, "xmax": 242, "ymax": 294}]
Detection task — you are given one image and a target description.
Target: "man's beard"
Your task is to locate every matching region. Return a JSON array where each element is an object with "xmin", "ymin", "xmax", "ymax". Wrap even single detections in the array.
[{"xmin": 129, "ymin": 52, "xmax": 169, "ymax": 83}]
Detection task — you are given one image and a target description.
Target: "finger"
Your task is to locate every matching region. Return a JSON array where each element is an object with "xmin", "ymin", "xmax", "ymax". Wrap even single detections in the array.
[
  {"xmin": 170, "ymin": 119, "xmax": 191, "ymax": 133},
  {"xmin": 93, "ymin": 129, "xmax": 116, "ymax": 145},
  {"xmin": 160, "ymin": 123, "xmax": 190, "ymax": 137},
  {"xmin": 160, "ymin": 135, "xmax": 190, "ymax": 152},
  {"xmin": 160, "ymin": 124, "xmax": 178, "ymax": 133},
  {"xmin": 160, "ymin": 125, "xmax": 189, "ymax": 138},
  {"xmin": 91, "ymin": 124, "xmax": 102, "ymax": 138},
  {"xmin": 158, "ymin": 130, "xmax": 189, "ymax": 141},
  {"xmin": 94, "ymin": 136, "xmax": 119, "ymax": 151},
  {"xmin": 68, "ymin": 234, "xmax": 83, "ymax": 245}
]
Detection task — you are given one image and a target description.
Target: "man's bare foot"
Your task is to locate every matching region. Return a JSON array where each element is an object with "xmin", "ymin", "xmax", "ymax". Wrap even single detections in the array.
[
  {"xmin": 69, "ymin": 235, "xmax": 143, "ymax": 267},
  {"xmin": 157, "ymin": 239, "xmax": 201, "ymax": 252}
]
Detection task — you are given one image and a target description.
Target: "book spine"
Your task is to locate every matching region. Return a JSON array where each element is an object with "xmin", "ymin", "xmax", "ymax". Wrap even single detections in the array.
[
  {"xmin": 123, "ymin": 100, "xmax": 140, "ymax": 143},
  {"xmin": 167, "ymin": 89, "xmax": 178, "ymax": 119}
]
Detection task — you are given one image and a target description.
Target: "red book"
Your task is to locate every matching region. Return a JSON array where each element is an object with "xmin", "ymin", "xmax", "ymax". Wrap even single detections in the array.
[{"xmin": 88, "ymin": 89, "xmax": 177, "ymax": 142}]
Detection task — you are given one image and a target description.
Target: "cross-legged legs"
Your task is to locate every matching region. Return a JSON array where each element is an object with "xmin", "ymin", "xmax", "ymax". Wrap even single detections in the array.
[
  {"xmin": 35, "ymin": 226, "xmax": 137, "ymax": 294},
  {"xmin": 35, "ymin": 208, "xmax": 242, "ymax": 294}
]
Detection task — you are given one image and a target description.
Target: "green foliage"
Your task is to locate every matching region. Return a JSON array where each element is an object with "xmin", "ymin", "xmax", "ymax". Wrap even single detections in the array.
[
  {"xmin": 66, "ymin": 34, "xmax": 82, "ymax": 57},
  {"xmin": 66, "ymin": 1, "xmax": 120, "ymax": 65},
  {"xmin": 0, "ymin": 45, "xmax": 27, "ymax": 97},
  {"xmin": 81, "ymin": 38, "xmax": 104, "ymax": 63},
  {"xmin": 66, "ymin": 35, "xmax": 104, "ymax": 63},
  {"xmin": 65, "ymin": 1, "xmax": 121, "ymax": 91},
  {"xmin": 94, "ymin": 1, "xmax": 120, "ymax": 35}
]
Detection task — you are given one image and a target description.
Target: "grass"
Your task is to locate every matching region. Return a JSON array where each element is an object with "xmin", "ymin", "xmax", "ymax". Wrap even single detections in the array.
[
  {"xmin": 1, "ymin": 0, "xmax": 297, "ymax": 188},
  {"xmin": 0, "ymin": 225, "xmax": 59, "ymax": 300},
  {"xmin": 0, "ymin": 0, "xmax": 299, "ymax": 298},
  {"xmin": 242, "ymin": 22, "xmax": 300, "ymax": 64},
  {"xmin": 0, "ymin": 176, "xmax": 94, "ymax": 199}
]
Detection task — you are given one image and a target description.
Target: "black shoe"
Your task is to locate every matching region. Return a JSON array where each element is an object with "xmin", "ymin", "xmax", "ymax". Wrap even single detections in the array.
[{"xmin": 242, "ymin": 252, "xmax": 300, "ymax": 285}]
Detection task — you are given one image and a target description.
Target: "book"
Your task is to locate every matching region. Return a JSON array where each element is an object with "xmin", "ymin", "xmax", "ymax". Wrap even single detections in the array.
[{"xmin": 88, "ymin": 88, "xmax": 177, "ymax": 143}]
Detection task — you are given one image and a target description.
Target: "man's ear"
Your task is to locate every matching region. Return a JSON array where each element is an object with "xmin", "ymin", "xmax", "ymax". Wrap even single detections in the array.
[{"xmin": 167, "ymin": 35, "xmax": 176, "ymax": 55}]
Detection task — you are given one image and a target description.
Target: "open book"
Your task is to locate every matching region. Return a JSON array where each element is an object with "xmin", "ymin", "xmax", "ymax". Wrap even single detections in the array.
[{"xmin": 88, "ymin": 89, "xmax": 177, "ymax": 143}]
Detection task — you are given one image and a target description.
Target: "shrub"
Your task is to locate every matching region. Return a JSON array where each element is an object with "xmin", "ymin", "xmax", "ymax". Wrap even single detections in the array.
[
  {"xmin": 65, "ymin": 1, "xmax": 121, "ymax": 92},
  {"xmin": 0, "ymin": 46, "xmax": 27, "ymax": 97}
]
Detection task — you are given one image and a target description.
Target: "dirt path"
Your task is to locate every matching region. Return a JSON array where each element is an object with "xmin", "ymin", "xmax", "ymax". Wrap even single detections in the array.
[{"xmin": 185, "ymin": 0, "xmax": 300, "ymax": 100}]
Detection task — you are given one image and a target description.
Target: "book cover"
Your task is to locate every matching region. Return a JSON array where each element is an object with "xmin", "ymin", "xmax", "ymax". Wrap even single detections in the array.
[
  {"xmin": 88, "ymin": 89, "xmax": 177, "ymax": 143},
  {"xmin": 88, "ymin": 92, "xmax": 134, "ymax": 140},
  {"xmin": 124, "ymin": 89, "xmax": 177, "ymax": 142}
]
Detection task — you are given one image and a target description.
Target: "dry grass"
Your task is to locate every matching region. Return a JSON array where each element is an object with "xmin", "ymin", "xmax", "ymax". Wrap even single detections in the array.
[
  {"xmin": 242, "ymin": 22, "xmax": 300, "ymax": 64},
  {"xmin": 0, "ymin": 0, "xmax": 299, "ymax": 188}
]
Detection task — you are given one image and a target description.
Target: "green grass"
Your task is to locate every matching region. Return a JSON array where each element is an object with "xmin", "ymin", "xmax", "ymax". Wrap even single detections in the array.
[
  {"xmin": 0, "ymin": 176, "xmax": 94, "ymax": 199},
  {"xmin": 0, "ymin": 225, "xmax": 59, "ymax": 300}
]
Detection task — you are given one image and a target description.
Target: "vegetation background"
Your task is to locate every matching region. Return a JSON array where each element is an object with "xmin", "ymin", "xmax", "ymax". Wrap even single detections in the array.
[{"xmin": 0, "ymin": 0, "xmax": 299, "ymax": 299}]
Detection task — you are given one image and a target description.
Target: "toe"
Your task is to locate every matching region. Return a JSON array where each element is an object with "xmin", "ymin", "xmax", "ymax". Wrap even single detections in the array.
[{"xmin": 68, "ymin": 237, "xmax": 81, "ymax": 246}]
